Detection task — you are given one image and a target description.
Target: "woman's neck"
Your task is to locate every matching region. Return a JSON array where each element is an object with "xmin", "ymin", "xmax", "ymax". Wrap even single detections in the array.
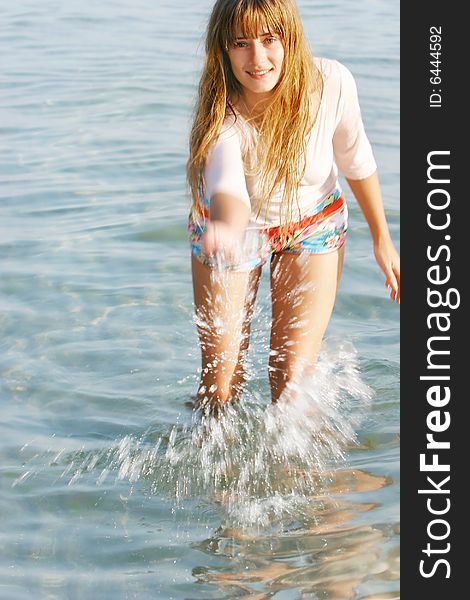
[{"xmin": 240, "ymin": 91, "xmax": 273, "ymax": 118}]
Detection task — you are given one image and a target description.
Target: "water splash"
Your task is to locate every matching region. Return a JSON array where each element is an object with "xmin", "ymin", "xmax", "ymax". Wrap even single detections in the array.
[
  {"xmin": 149, "ymin": 341, "xmax": 373, "ymax": 527},
  {"xmin": 13, "ymin": 341, "xmax": 373, "ymax": 528}
]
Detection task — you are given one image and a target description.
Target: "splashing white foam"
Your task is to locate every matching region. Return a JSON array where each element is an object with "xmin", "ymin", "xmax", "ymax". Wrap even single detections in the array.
[{"xmin": 11, "ymin": 340, "xmax": 373, "ymax": 528}]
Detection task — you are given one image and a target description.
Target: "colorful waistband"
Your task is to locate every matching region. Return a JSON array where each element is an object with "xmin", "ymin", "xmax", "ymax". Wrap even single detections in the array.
[
  {"xmin": 190, "ymin": 187, "xmax": 343, "ymax": 230},
  {"xmin": 261, "ymin": 190, "xmax": 345, "ymax": 252}
]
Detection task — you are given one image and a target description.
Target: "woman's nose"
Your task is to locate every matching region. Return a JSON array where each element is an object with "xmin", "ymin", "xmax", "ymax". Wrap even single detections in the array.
[{"xmin": 249, "ymin": 41, "xmax": 267, "ymax": 63}]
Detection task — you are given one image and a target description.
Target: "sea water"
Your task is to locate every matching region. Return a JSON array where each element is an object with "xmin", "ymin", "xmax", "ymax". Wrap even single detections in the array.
[{"xmin": 1, "ymin": 0, "xmax": 399, "ymax": 598}]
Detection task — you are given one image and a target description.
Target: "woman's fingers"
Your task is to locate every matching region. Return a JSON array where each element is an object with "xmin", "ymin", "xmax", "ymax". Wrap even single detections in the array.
[
  {"xmin": 201, "ymin": 221, "xmax": 243, "ymax": 262},
  {"xmin": 374, "ymin": 239, "xmax": 400, "ymax": 304},
  {"xmin": 385, "ymin": 262, "xmax": 400, "ymax": 304},
  {"xmin": 392, "ymin": 262, "xmax": 400, "ymax": 303},
  {"xmin": 201, "ymin": 222, "xmax": 218, "ymax": 256}
]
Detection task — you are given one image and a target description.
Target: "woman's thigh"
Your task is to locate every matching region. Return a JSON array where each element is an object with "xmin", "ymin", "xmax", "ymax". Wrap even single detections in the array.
[
  {"xmin": 269, "ymin": 246, "xmax": 345, "ymax": 401},
  {"xmin": 191, "ymin": 255, "xmax": 262, "ymax": 400}
]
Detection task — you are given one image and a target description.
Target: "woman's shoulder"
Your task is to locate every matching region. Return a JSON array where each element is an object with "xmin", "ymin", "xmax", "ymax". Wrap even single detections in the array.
[
  {"xmin": 314, "ymin": 56, "xmax": 357, "ymax": 105},
  {"xmin": 315, "ymin": 57, "xmax": 354, "ymax": 86},
  {"xmin": 204, "ymin": 109, "xmax": 255, "ymax": 159},
  {"xmin": 216, "ymin": 108, "xmax": 257, "ymax": 152}
]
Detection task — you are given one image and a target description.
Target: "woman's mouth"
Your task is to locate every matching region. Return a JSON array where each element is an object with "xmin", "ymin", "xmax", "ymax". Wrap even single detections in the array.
[{"xmin": 247, "ymin": 68, "xmax": 272, "ymax": 79}]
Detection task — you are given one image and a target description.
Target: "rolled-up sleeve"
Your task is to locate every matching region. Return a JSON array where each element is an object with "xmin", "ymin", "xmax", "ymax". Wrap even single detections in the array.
[
  {"xmin": 332, "ymin": 62, "xmax": 377, "ymax": 180},
  {"xmin": 204, "ymin": 124, "xmax": 251, "ymax": 208}
]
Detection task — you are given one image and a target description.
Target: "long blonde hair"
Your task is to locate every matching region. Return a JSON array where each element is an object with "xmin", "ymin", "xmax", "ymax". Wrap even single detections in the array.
[{"xmin": 187, "ymin": 0, "xmax": 323, "ymax": 227}]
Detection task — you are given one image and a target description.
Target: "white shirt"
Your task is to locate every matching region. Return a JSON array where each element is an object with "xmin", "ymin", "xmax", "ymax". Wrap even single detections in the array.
[{"xmin": 204, "ymin": 58, "xmax": 377, "ymax": 228}]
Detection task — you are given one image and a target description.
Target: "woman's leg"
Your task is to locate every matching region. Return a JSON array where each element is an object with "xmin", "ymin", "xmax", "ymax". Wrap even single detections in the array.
[
  {"xmin": 191, "ymin": 255, "xmax": 262, "ymax": 408},
  {"xmin": 269, "ymin": 247, "xmax": 345, "ymax": 403}
]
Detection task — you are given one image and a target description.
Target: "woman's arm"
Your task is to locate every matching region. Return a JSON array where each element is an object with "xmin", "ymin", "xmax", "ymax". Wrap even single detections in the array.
[
  {"xmin": 210, "ymin": 193, "xmax": 251, "ymax": 229},
  {"xmin": 201, "ymin": 120, "xmax": 252, "ymax": 260},
  {"xmin": 346, "ymin": 171, "xmax": 400, "ymax": 304},
  {"xmin": 201, "ymin": 193, "xmax": 251, "ymax": 258}
]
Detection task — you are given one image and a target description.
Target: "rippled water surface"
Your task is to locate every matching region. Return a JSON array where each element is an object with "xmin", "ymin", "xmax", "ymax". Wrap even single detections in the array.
[{"xmin": 1, "ymin": 1, "xmax": 399, "ymax": 598}]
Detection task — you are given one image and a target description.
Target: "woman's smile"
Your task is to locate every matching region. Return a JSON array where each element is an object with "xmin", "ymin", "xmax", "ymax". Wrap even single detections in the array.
[
  {"xmin": 246, "ymin": 68, "xmax": 274, "ymax": 78},
  {"xmin": 227, "ymin": 31, "xmax": 285, "ymax": 106}
]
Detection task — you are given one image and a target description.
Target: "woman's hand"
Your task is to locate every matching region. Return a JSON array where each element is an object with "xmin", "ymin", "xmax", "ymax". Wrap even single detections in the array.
[
  {"xmin": 201, "ymin": 220, "xmax": 245, "ymax": 265},
  {"xmin": 373, "ymin": 236, "xmax": 400, "ymax": 304},
  {"xmin": 345, "ymin": 174, "xmax": 400, "ymax": 304}
]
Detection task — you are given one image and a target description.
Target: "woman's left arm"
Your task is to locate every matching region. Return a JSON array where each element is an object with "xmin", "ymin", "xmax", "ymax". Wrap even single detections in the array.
[{"xmin": 346, "ymin": 171, "xmax": 400, "ymax": 304}]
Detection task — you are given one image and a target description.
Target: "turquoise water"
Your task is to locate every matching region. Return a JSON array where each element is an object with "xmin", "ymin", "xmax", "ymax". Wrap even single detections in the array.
[{"xmin": 1, "ymin": 1, "xmax": 399, "ymax": 598}]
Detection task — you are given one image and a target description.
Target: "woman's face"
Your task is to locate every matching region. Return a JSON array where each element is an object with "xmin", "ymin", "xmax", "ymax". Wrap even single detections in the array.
[{"xmin": 227, "ymin": 29, "xmax": 285, "ymax": 106}]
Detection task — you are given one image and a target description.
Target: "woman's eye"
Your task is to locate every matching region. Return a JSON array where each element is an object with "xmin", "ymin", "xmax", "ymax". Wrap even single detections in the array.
[{"xmin": 231, "ymin": 37, "xmax": 278, "ymax": 49}]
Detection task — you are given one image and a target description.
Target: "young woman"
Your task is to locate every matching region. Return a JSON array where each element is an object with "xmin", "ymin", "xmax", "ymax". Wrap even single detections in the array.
[{"xmin": 187, "ymin": 0, "xmax": 400, "ymax": 409}]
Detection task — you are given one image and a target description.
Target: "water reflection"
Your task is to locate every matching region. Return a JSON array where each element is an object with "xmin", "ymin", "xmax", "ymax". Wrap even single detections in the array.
[
  {"xmin": 13, "ymin": 343, "xmax": 398, "ymax": 598},
  {"xmin": 193, "ymin": 469, "xmax": 397, "ymax": 599}
]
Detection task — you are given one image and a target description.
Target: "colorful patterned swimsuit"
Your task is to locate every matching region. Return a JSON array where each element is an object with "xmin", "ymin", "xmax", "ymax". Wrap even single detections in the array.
[{"xmin": 188, "ymin": 187, "xmax": 348, "ymax": 271}]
